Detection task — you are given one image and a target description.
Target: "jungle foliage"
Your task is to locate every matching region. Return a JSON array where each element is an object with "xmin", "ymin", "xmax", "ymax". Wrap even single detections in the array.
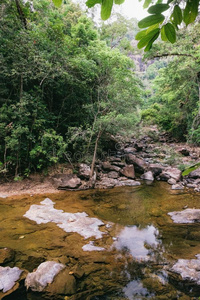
[{"xmin": 0, "ymin": 0, "xmax": 141, "ymax": 177}]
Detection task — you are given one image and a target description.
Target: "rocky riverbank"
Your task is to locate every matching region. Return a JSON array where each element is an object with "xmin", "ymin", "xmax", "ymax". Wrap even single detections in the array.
[{"xmin": 1, "ymin": 129, "xmax": 200, "ymax": 197}]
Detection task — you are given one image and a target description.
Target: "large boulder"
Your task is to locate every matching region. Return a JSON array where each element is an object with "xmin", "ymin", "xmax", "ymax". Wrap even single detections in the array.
[
  {"xmin": 52, "ymin": 174, "xmax": 81, "ymax": 190},
  {"xmin": 141, "ymin": 171, "xmax": 154, "ymax": 181},
  {"xmin": 168, "ymin": 208, "xmax": 200, "ymax": 223},
  {"xmin": 102, "ymin": 162, "xmax": 121, "ymax": 172},
  {"xmin": 148, "ymin": 164, "xmax": 164, "ymax": 176},
  {"xmin": 125, "ymin": 154, "xmax": 148, "ymax": 173},
  {"xmin": 159, "ymin": 167, "xmax": 182, "ymax": 182},
  {"xmin": 79, "ymin": 164, "xmax": 91, "ymax": 180},
  {"xmin": 120, "ymin": 165, "xmax": 135, "ymax": 179}
]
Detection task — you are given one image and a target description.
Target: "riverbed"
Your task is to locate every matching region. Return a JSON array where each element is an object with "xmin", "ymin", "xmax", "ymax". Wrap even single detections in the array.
[{"xmin": 0, "ymin": 181, "xmax": 200, "ymax": 299}]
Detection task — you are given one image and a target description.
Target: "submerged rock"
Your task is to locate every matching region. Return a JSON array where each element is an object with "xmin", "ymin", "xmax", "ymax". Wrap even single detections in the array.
[
  {"xmin": 82, "ymin": 241, "xmax": 105, "ymax": 252},
  {"xmin": 168, "ymin": 208, "xmax": 200, "ymax": 223},
  {"xmin": 0, "ymin": 248, "xmax": 15, "ymax": 265},
  {"xmin": 25, "ymin": 261, "xmax": 65, "ymax": 292},
  {"xmin": 171, "ymin": 254, "xmax": 200, "ymax": 285}
]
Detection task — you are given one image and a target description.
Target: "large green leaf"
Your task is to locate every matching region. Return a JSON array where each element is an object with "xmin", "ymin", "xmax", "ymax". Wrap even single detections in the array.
[
  {"xmin": 52, "ymin": 0, "xmax": 62, "ymax": 7},
  {"xmin": 143, "ymin": 0, "xmax": 152, "ymax": 9},
  {"xmin": 183, "ymin": 0, "xmax": 199, "ymax": 26},
  {"xmin": 138, "ymin": 14, "xmax": 165, "ymax": 28},
  {"xmin": 86, "ymin": 0, "xmax": 102, "ymax": 8},
  {"xmin": 144, "ymin": 31, "xmax": 160, "ymax": 51},
  {"xmin": 161, "ymin": 26, "xmax": 168, "ymax": 41},
  {"xmin": 137, "ymin": 28, "xmax": 160, "ymax": 49},
  {"xmin": 114, "ymin": 0, "xmax": 125, "ymax": 4},
  {"xmin": 135, "ymin": 29, "xmax": 147, "ymax": 40},
  {"xmin": 101, "ymin": 0, "xmax": 113, "ymax": 20},
  {"xmin": 171, "ymin": 5, "xmax": 182, "ymax": 25},
  {"xmin": 182, "ymin": 162, "xmax": 200, "ymax": 176},
  {"xmin": 163, "ymin": 23, "xmax": 176, "ymax": 43},
  {"xmin": 148, "ymin": 4, "xmax": 169, "ymax": 14}
]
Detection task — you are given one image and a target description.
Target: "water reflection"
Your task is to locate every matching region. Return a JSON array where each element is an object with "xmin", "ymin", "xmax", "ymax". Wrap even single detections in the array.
[
  {"xmin": 113, "ymin": 225, "xmax": 160, "ymax": 261},
  {"xmin": 123, "ymin": 280, "xmax": 155, "ymax": 300}
]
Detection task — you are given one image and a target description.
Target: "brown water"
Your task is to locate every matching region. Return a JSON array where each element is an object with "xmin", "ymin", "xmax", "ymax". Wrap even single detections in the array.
[{"xmin": 0, "ymin": 181, "xmax": 200, "ymax": 299}]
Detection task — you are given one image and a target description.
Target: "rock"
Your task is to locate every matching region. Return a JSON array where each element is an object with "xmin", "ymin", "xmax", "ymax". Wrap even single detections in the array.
[
  {"xmin": 116, "ymin": 180, "xmax": 141, "ymax": 187},
  {"xmin": 125, "ymin": 154, "xmax": 148, "ymax": 173},
  {"xmin": 95, "ymin": 178, "xmax": 118, "ymax": 189},
  {"xmin": 148, "ymin": 164, "xmax": 164, "ymax": 176},
  {"xmin": 168, "ymin": 178, "xmax": 177, "ymax": 185},
  {"xmin": 171, "ymin": 254, "xmax": 200, "ymax": 285},
  {"xmin": 79, "ymin": 164, "xmax": 91, "ymax": 180},
  {"xmin": 25, "ymin": 261, "xmax": 66, "ymax": 292},
  {"xmin": 0, "ymin": 266, "xmax": 23, "ymax": 293},
  {"xmin": 179, "ymin": 148, "xmax": 190, "ymax": 156},
  {"xmin": 141, "ymin": 171, "xmax": 154, "ymax": 181},
  {"xmin": 134, "ymin": 143, "xmax": 144, "ymax": 152},
  {"xmin": 159, "ymin": 167, "xmax": 182, "ymax": 182},
  {"xmin": 108, "ymin": 157, "xmax": 121, "ymax": 162},
  {"xmin": 123, "ymin": 147, "xmax": 136, "ymax": 154},
  {"xmin": 102, "ymin": 162, "xmax": 121, "ymax": 172},
  {"xmin": 71, "ymin": 266, "xmax": 84, "ymax": 279},
  {"xmin": 52, "ymin": 174, "xmax": 81, "ymax": 190},
  {"xmin": 188, "ymin": 167, "xmax": 200, "ymax": 179},
  {"xmin": 120, "ymin": 165, "xmax": 135, "ymax": 179},
  {"xmin": 171, "ymin": 184, "xmax": 184, "ymax": 190},
  {"xmin": 0, "ymin": 248, "xmax": 15, "ymax": 265},
  {"xmin": 45, "ymin": 267, "xmax": 76, "ymax": 295},
  {"xmin": 107, "ymin": 171, "xmax": 119, "ymax": 179},
  {"xmin": 168, "ymin": 208, "xmax": 200, "ymax": 223}
]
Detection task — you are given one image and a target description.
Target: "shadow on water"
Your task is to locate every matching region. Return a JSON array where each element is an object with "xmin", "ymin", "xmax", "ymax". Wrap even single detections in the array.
[{"xmin": 0, "ymin": 181, "xmax": 200, "ymax": 299}]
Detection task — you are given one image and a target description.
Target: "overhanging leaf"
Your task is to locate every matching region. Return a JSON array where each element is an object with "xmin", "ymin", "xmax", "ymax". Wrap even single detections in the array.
[
  {"xmin": 137, "ymin": 28, "xmax": 160, "ymax": 49},
  {"xmin": 52, "ymin": 0, "xmax": 62, "ymax": 7},
  {"xmin": 148, "ymin": 4, "xmax": 169, "ymax": 14},
  {"xmin": 101, "ymin": 0, "xmax": 113, "ymax": 20},
  {"xmin": 143, "ymin": 0, "xmax": 152, "ymax": 9},
  {"xmin": 138, "ymin": 14, "xmax": 165, "ymax": 28},
  {"xmin": 183, "ymin": 0, "xmax": 199, "ymax": 26},
  {"xmin": 171, "ymin": 5, "xmax": 182, "ymax": 25},
  {"xmin": 161, "ymin": 26, "xmax": 168, "ymax": 41},
  {"xmin": 86, "ymin": 0, "xmax": 102, "ymax": 8},
  {"xmin": 135, "ymin": 29, "xmax": 147, "ymax": 40},
  {"xmin": 163, "ymin": 23, "xmax": 176, "ymax": 43},
  {"xmin": 182, "ymin": 162, "xmax": 200, "ymax": 176},
  {"xmin": 114, "ymin": 0, "xmax": 125, "ymax": 4},
  {"xmin": 144, "ymin": 31, "xmax": 160, "ymax": 51}
]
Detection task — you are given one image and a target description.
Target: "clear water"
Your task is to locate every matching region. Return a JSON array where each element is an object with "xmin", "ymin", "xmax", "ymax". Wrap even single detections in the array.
[{"xmin": 0, "ymin": 181, "xmax": 200, "ymax": 299}]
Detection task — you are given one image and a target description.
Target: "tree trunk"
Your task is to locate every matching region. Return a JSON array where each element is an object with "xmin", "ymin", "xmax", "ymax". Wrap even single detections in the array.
[{"xmin": 89, "ymin": 129, "xmax": 102, "ymax": 187}]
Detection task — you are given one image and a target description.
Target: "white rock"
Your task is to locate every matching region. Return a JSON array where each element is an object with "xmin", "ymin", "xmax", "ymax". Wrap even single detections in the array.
[
  {"xmin": 168, "ymin": 208, "xmax": 200, "ymax": 223},
  {"xmin": 25, "ymin": 261, "xmax": 65, "ymax": 292},
  {"xmin": 0, "ymin": 266, "xmax": 23, "ymax": 293},
  {"xmin": 82, "ymin": 241, "xmax": 105, "ymax": 252},
  {"xmin": 24, "ymin": 198, "xmax": 105, "ymax": 239}
]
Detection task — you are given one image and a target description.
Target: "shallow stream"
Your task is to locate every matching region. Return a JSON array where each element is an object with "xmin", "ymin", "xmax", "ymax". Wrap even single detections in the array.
[{"xmin": 0, "ymin": 181, "xmax": 200, "ymax": 299}]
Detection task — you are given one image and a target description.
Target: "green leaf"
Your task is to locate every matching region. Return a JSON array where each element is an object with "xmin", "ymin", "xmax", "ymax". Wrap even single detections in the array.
[
  {"xmin": 86, "ymin": 0, "xmax": 102, "ymax": 8},
  {"xmin": 135, "ymin": 29, "xmax": 147, "ymax": 40},
  {"xmin": 137, "ymin": 28, "xmax": 160, "ymax": 49},
  {"xmin": 182, "ymin": 162, "xmax": 200, "ymax": 176},
  {"xmin": 143, "ymin": 0, "xmax": 152, "ymax": 9},
  {"xmin": 160, "ymin": 26, "xmax": 168, "ymax": 41},
  {"xmin": 146, "ymin": 23, "xmax": 159, "ymax": 33},
  {"xmin": 138, "ymin": 14, "xmax": 165, "ymax": 28},
  {"xmin": 167, "ymin": 0, "xmax": 174, "ymax": 3},
  {"xmin": 171, "ymin": 5, "xmax": 182, "ymax": 25},
  {"xmin": 183, "ymin": 0, "xmax": 199, "ymax": 26},
  {"xmin": 52, "ymin": 0, "xmax": 62, "ymax": 7},
  {"xmin": 163, "ymin": 22, "xmax": 176, "ymax": 43},
  {"xmin": 144, "ymin": 31, "xmax": 160, "ymax": 51},
  {"xmin": 114, "ymin": 0, "xmax": 125, "ymax": 4},
  {"xmin": 148, "ymin": 4, "xmax": 169, "ymax": 14},
  {"xmin": 101, "ymin": 0, "xmax": 113, "ymax": 20}
]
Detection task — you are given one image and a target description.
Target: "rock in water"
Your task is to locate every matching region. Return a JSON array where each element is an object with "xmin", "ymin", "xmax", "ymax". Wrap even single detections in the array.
[
  {"xmin": 25, "ymin": 261, "xmax": 65, "ymax": 292},
  {"xmin": 0, "ymin": 266, "xmax": 23, "ymax": 293},
  {"xmin": 168, "ymin": 208, "xmax": 200, "ymax": 223}
]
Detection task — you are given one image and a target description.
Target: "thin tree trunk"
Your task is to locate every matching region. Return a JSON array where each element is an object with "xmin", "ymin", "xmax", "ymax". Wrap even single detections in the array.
[{"xmin": 89, "ymin": 129, "xmax": 102, "ymax": 186}]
